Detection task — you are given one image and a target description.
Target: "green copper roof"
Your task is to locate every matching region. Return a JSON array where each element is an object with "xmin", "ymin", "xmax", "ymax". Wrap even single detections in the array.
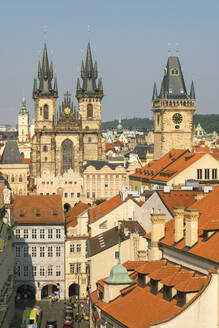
[
  {"xmin": 19, "ymin": 97, "xmax": 28, "ymax": 114},
  {"xmin": 104, "ymin": 263, "xmax": 135, "ymax": 285}
]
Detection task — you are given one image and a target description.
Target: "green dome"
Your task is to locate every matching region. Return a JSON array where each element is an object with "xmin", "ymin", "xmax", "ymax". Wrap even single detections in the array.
[
  {"xmin": 104, "ymin": 263, "xmax": 135, "ymax": 285},
  {"xmin": 19, "ymin": 97, "xmax": 28, "ymax": 114}
]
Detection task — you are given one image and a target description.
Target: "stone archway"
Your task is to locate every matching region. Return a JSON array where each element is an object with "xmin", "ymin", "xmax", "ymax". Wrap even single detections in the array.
[
  {"xmin": 61, "ymin": 139, "xmax": 74, "ymax": 174},
  {"xmin": 41, "ymin": 284, "xmax": 58, "ymax": 299},
  {"xmin": 16, "ymin": 284, "xmax": 35, "ymax": 300},
  {"xmin": 69, "ymin": 283, "xmax": 80, "ymax": 298}
]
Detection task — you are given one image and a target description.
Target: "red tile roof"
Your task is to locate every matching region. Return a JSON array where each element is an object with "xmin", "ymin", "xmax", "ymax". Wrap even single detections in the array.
[
  {"xmin": 157, "ymin": 190, "xmax": 201, "ymax": 216},
  {"xmin": 148, "ymin": 263, "xmax": 180, "ymax": 280},
  {"xmin": 136, "ymin": 260, "xmax": 167, "ymax": 275},
  {"xmin": 89, "ymin": 194, "xmax": 141, "ymax": 224},
  {"xmin": 94, "ymin": 260, "xmax": 210, "ymax": 328},
  {"xmin": 14, "ymin": 194, "xmax": 64, "ymax": 224},
  {"xmin": 130, "ymin": 148, "xmax": 218, "ymax": 184},
  {"xmin": 65, "ymin": 202, "xmax": 90, "ymax": 228},
  {"xmin": 146, "ymin": 189, "xmax": 219, "ymax": 263}
]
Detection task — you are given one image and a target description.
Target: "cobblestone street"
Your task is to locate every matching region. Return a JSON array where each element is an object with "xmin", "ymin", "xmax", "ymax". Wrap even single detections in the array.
[{"xmin": 10, "ymin": 299, "xmax": 89, "ymax": 328}]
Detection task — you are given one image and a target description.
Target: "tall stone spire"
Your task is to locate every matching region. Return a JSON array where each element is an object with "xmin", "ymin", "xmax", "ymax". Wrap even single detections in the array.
[
  {"xmin": 76, "ymin": 42, "xmax": 103, "ymax": 99},
  {"xmin": 33, "ymin": 42, "xmax": 58, "ymax": 99},
  {"xmin": 159, "ymin": 56, "xmax": 188, "ymax": 99}
]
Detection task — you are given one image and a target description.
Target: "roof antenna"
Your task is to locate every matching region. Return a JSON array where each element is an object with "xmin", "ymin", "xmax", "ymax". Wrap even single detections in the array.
[
  {"xmin": 168, "ymin": 42, "xmax": 171, "ymax": 56},
  {"xmin": 176, "ymin": 42, "xmax": 180, "ymax": 54}
]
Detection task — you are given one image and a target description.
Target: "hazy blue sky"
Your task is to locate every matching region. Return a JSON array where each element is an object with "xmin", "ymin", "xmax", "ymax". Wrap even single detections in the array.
[{"xmin": 0, "ymin": 0, "xmax": 219, "ymax": 124}]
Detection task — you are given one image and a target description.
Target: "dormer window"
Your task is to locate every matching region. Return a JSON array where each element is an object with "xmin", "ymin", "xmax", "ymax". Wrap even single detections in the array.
[
  {"xmin": 52, "ymin": 209, "xmax": 58, "ymax": 217},
  {"xmin": 150, "ymin": 279, "xmax": 158, "ymax": 295},
  {"xmin": 180, "ymin": 88, "xmax": 184, "ymax": 94},
  {"xmin": 19, "ymin": 209, "xmax": 25, "ymax": 218},
  {"xmin": 35, "ymin": 209, "xmax": 41, "ymax": 217},
  {"xmin": 163, "ymin": 285, "xmax": 172, "ymax": 301}
]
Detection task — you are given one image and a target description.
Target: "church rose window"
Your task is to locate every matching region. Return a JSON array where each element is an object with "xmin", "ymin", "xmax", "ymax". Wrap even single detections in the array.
[
  {"xmin": 87, "ymin": 104, "xmax": 93, "ymax": 118},
  {"xmin": 61, "ymin": 139, "xmax": 74, "ymax": 174}
]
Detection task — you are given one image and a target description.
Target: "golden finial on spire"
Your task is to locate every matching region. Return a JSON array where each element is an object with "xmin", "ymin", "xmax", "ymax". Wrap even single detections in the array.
[
  {"xmin": 43, "ymin": 25, "xmax": 47, "ymax": 41},
  {"xmin": 176, "ymin": 42, "xmax": 180, "ymax": 54},
  {"xmin": 168, "ymin": 42, "xmax": 171, "ymax": 56}
]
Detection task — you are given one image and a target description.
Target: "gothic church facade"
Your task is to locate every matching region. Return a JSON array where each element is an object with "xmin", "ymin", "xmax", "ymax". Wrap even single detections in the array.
[{"xmin": 30, "ymin": 42, "xmax": 105, "ymax": 178}]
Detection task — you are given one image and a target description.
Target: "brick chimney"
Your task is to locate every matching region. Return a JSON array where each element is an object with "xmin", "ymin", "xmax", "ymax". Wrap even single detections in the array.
[
  {"xmin": 185, "ymin": 209, "xmax": 199, "ymax": 247},
  {"xmin": 174, "ymin": 207, "xmax": 184, "ymax": 243},
  {"xmin": 148, "ymin": 213, "xmax": 166, "ymax": 261}
]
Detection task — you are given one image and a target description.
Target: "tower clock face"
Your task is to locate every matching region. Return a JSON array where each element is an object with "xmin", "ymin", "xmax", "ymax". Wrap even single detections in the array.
[
  {"xmin": 64, "ymin": 107, "xmax": 71, "ymax": 115},
  {"xmin": 172, "ymin": 113, "xmax": 183, "ymax": 124}
]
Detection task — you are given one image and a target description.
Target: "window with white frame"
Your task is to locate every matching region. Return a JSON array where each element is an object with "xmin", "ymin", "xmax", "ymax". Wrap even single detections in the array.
[
  {"xmin": 40, "ymin": 266, "xmax": 45, "ymax": 276},
  {"xmin": 40, "ymin": 247, "xmax": 45, "ymax": 257},
  {"xmin": 56, "ymin": 246, "xmax": 61, "ymax": 257},
  {"xmin": 56, "ymin": 229, "xmax": 61, "ymax": 239},
  {"xmin": 48, "ymin": 265, "xmax": 53, "ymax": 276},
  {"xmin": 76, "ymin": 244, "xmax": 81, "ymax": 253},
  {"xmin": 76, "ymin": 263, "xmax": 81, "ymax": 273},
  {"xmin": 24, "ymin": 265, "xmax": 28, "ymax": 277},
  {"xmin": 24, "ymin": 246, "xmax": 28, "ymax": 257},
  {"xmin": 15, "ymin": 229, "xmax": 20, "ymax": 239},
  {"xmin": 16, "ymin": 246, "xmax": 20, "ymax": 257},
  {"xmin": 32, "ymin": 229, "xmax": 37, "ymax": 239},
  {"xmin": 40, "ymin": 229, "xmax": 45, "ymax": 239},
  {"xmin": 24, "ymin": 229, "xmax": 28, "ymax": 239},
  {"xmin": 48, "ymin": 228, "xmax": 53, "ymax": 239},
  {"xmin": 48, "ymin": 246, "xmax": 53, "ymax": 257},
  {"xmin": 56, "ymin": 265, "xmax": 61, "ymax": 276},
  {"xmin": 32, "ymin": 247, "xmax": 36, "ymax": 257},
  {"xmin": 32, "ymin": 266, "xmax": 36, "ymax": 277},
  {"xmin": 70, "ymin": 263, "xmax": 75, "ymax": 274},
  {"xmin": 70, "ymin": 244, "xmax": 75, "ymax": 253},
  {"xmin": 16, "ymin": 264, "xmax": 21, "ymax": 277}
]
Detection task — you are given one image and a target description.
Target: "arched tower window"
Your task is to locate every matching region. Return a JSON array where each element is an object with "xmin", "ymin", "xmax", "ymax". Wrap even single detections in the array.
[
  {"xmin": 43, "ymin": 145, "xmax": 47, "ymax": 152},
  {"xmin": 44, "ymin": 104, "xmax": 49, "ymax": 120},
  {"xmin": 61, "ymin": 139, "xmax": 74, "ymax": 174},
  {"xmin": 87, "ymin": 104, "xmax": 93, "ymax": 119}
]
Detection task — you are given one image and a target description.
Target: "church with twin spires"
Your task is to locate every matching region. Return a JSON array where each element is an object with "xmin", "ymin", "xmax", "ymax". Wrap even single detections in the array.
[{"xmin": 30, "ymin": 42, "xmax": 105, "ymax": 178}]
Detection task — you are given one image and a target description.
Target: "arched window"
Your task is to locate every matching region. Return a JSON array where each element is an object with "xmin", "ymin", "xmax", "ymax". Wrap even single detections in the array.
[
  {"xmin": 43, "ymin": 145, "xmax": 47, "ymax": 152},
  {"xmin": 87, "ymin": 104, "xmax": 93, "ymax": 119},
  {"xmin": 40, "ymin": 107, "xmax": 42, "ymax": 116},
  {"xmin": 19, "ymin": 175, "xmax": 22, "ymax": 182},
  {"xmin": 88, "ymin": 137, "xmax": 92, "ymax": 143},
  {"xmin": 44, "ymin": 104, "xmax": 49, "ymax": 120},
  {"xmin": 61, "ymin": 139, "xmax": 74, "ymax": 174},
  {"xmin": 11, "ymin": 176, "xmax": 15, "ymax": 183}
]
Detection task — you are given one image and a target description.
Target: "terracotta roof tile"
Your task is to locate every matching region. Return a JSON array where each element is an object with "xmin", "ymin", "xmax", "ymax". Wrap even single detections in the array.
[
  {"xmin": 14, "ymin": 194, "xmax": 64, "ymax": 224},
  {"xmin": 136, "ymin": 260, "xmax": 167, "ymax": 275},
  {"xmin": 22, "ymin": 158, "xmax": 30, "ymax": 165},
  {"xmin": 95, "ymin": 260, "xmax": 210, "ymax": 328},
  {"xmin": 157, "ymin": 190, "xmax": 202, "ymax": 216},
  {"xmin": 65, "ymin": 202, "xmax": 90, "ymax": 228},
  {"xmin": 161, "ymin": 271, "xmax": 194, "ymax": 286},
  {"xmin": 148, "ymin": 263, "xmax": 180, "ymax": 280},
  {"xmin": 123, "ymin": 261, "xmax": 146, "ymax": 271},
  {"xmin": 175, "ymin": 277, "xmax": 207, "ymax": 292},
  {"xmin": 146, "ymin": 189, "xmax": 219, "ymax": 263},
  {"xmin": 89, "ymin": 194, "xmax": 122, "ymax": 223}
]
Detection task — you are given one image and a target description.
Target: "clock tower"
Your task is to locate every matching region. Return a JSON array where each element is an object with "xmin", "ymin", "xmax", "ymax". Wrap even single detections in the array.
[{"xmin": 152, "ymin": 56, "xmax": 196, "ymax": 160}]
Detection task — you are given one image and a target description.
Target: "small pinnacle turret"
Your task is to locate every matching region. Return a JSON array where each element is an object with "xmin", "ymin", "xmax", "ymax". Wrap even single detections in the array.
[
  {"xmin": 152, "ymin": 82, "xmax": 158, "ymax": 100},
  {"xmin": 33, "ymin": 42, "xmax": 58, "ymax": 99},
  {"xmin": 76, "ymin": 42, "xmax": 103, "ymax": 99},
  {"xmin": 190, "ymin": 80, "xmax": 195, "ymax": 99}
]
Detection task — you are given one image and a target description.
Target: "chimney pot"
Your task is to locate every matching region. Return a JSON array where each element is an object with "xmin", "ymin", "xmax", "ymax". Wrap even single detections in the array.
[
  {"xmin": 174, "ymin": 206, "xmax": 184, "ymax": 243},
  {"xmin": 185, "ymin": 209, "xmax": 199, "ymax": 247}
]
